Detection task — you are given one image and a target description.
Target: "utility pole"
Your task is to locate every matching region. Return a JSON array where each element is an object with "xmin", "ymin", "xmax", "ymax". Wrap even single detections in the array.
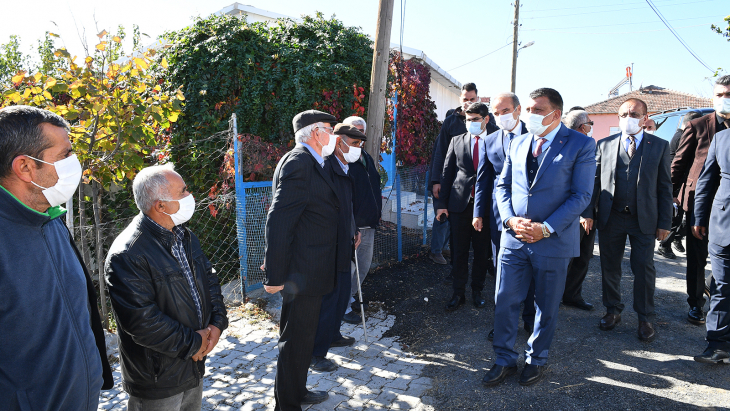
[
  {"xmin": 510, "ymin": 0, "xmax": 520, "ymax": 93},
  {"xmin": 364, "ymin": 0, "xmax": 395, "ymax": 161}
]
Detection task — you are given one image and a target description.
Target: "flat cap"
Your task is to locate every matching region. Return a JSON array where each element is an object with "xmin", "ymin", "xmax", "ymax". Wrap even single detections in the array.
[
  {"xmin": 334, "ymin": 124, "xmax": 367, "ymax": 141},
  {"xmin": 292, "ymin": 110, "xmax": 338, "ymax": 133}
]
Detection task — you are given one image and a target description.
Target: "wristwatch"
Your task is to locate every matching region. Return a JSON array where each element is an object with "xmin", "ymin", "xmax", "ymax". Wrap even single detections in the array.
[{"xmin": 541, "ymin": 224, "xmax": 551, "ymax": 238}]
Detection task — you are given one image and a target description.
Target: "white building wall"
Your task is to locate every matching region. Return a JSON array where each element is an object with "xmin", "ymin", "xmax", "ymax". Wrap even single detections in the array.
[{"xmin": 430, "ymin": 81, "xmax": 460, "ymax": 121}]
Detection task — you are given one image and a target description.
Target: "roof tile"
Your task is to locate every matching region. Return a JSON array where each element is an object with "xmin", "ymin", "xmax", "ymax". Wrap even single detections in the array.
[{"xmin": 584, "ymin": 85, "xmax": 711, "ymax": 114}]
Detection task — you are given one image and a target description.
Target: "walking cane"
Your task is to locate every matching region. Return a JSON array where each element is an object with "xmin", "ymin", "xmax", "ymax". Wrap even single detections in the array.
[{"xmin": 353, "ymin": 252, "xmax": 369, "ymax": 342}]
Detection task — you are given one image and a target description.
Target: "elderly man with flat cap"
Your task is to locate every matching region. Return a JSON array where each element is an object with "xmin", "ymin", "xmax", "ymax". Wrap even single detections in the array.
[
  {"xmin": 310, "ymin": 124, "xmax": 367, "ymax": 372},
  {"xmin": 264, "ymin": 110, "xmax": 340, "ymax": 410}
]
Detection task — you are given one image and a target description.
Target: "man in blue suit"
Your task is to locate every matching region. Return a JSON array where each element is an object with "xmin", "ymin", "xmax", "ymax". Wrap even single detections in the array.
[
  {"xmin": 692, "ymin": 127, "xmax": 730, "ymax": 364},
  {"xmin": 472, "ymin": 92, "xmax": 536, "ymax": 340},
  {"xmin": 483, "ymin": 88, "xmax": 596, "ymax": 387}
]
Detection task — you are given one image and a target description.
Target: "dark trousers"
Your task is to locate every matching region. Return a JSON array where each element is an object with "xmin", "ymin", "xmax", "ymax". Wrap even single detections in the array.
[
  {"xmin": 275, "ymin": 293, "xmax": 323, "ymax": 411},
  {"xmin": 450, "ymin": 201, "xmax": 489, "ymax": 295},
  {"xmin": 686, "ymin": 208, "xmax": 709, "ymax": 308},
  {"xmin": 313, "ymin": 270, "xmax": 351, "ymax": 357},
  {"xmin": 493, "ymin": 231, "xmax": 536, "ymax": 325},
  {"xmin": 493, "ymin": 247, "xmax": 570, "ymax": 366},
  {"xmin": 707, "ymin": 242, "xmax": 730, "ymax": 350},
  {"xmin": 599, "ymin": 210, "xmax": 656, "ymax": 322},
  {"xmin": 564, "ymin": 224, "xmax": 596, "ymax": 303},
  {"xmin": 660, "ymin": 207, "xmax": 685, "ymax": 247}
]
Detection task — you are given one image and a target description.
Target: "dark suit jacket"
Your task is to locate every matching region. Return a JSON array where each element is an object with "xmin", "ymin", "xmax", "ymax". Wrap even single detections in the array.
[
  {"xmin": 435, "ymin": 132, "xmax": 478, "ymax": 212},
  {"xmin": 694, "ymin": 129, "xmax": 730, "ymax": 248},
  {"xmin": 474, "ymin": 122, "xmax": 526, "ymax": 232},
  {"xmin": 264, "ymin": 145, "xmax": 339, "ymax": 296},
  {"xmin": 595, "ymin": 132, "xmax": 673, "ymax": 235},
  {"xmin": 324, "ymin": 155, "xmax": 356, "ymax": 272},
  {"xmin": 672, "ymin": 112, "xmax": 727, "ymax": 212}
]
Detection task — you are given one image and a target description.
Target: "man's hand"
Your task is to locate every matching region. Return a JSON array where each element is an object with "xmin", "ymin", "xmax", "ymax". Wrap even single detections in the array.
[
  {"xmin": 581, "ymin": 217, "xmax": 594, "ymax": 234},
  {"xmin": 516, "ymin": 222, "xmax": 546, "ymax": 243},
  {"xmin": 508, "ymin": 217, "xmax": 532, "ymax": 241},
  {"xmin": 656, "ymin": 229, "xmax": 670, "ymax": 242},
  {"xmin": 354, "ymin": 232, "xmax": 362, "ymax": 249},
  {"xmin": 692, "ymin": 226, "xmax": 707, "ymax": 240},
  {"xmin": 432, "ymin": 183, "xmax": 441, "ymax": 199},
  {"xmin": 264, "ymin": 285, "xmax": 284, "ymax": 294},
  {"xmin": 436, "ymin": 209, "xmax": 449, "ymax": 222},
  {"xmin": 192, "ymin": 328, "xmax": 211, "ymax": 361},
  {"xmin": 472, "ymin": 217, "xmax": 483, "ymax": 232},
  {"xmin": 201, "ymin": 325, "xmax": 222, "ymax": 357}
]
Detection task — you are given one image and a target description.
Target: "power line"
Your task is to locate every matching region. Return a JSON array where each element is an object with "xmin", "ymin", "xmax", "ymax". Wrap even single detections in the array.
[
  {"xmin": 448, "ymin": 42, "xmax": 514, "ymax": 71},
  {"xmin": 522, "ymin": 22, "xmax": 710, "ymax": 35},
  {"xmin": 523, "ymin": 15, "xmax": 718, "ymax": 31},
  {"xmin": 522, "ymin": 0, "xmax": 709, "ymax": 13},
  {"xmin": 644, "ymin": 0, "xmax": 714, "ymax": 72},
  {"xmin": 522, "ymin": 0, "xmax": 715, "ymax": 20}
]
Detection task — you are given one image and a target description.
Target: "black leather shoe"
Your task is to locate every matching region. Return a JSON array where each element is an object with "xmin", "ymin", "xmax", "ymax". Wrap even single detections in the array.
[
  {"xmin": 694, "ymin": 347, "xmax": 730, "ymax": 364},
  {"xmin": 519, "ymin": 364, "xmax": 546, "ymax": 386},
  {"xmin": 673, "ymin": 239, "xmax": 685, "ymax": 253},
  {"xmin": 488, "ymin": 329, "xmax": 494, "ymax": 341},
  {"xmin": 599, "ymin": 313, "xmax": 621, "ymax": 331},
  {"xmin": 342, "ymin": 311, "xmax": 361, "ymax": 324},
  {"xmin": 688, "ymin": 307, "xmax": 706, "ymax": 325},
  {"xmin": 563, "ymin": 299, "xmax": 594, "ymax": 311},
  {"xmin": 331, "ymin": 335, "xmax": 355, "ymax": 347},
  {"xmin": 310, "ymin": 356, "xmax": 337, "ymax": 372},
  {"xmin": 473, "ymin": 291, "xmax": 487, "ymax": 308},
  {"xmin": 656, "ymin": 245, "xmax": 677, "ymax": 259},
  {"xmin": 638, "ymin": 321, "xmax": 656, "ymax": 342},
  {"xmin": 446, "ymin": 294, "xmax": 465, "ymax": 311},
  {"xmin": 301, "ymin": 390, "xmax": 329, "ymax": 404},
  {"xmin": 482, "ymin": 364, "xmax": 517, "ymax": 387}
]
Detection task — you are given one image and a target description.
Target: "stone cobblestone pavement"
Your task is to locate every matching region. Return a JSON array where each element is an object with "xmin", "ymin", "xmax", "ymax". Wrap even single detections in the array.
[{"xmin": 98, "ymin": 309, "xmax": 436, "ymax": 410}]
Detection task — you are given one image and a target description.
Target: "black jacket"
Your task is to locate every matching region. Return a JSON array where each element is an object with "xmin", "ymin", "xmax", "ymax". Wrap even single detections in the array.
[
  {"xmin": 435, "ymin": 132, "xmax": 477, "ymax": 212},
  {"xmin": 325, "ymin": 155, "xmax": 356, "ymax": 272},
  {"xmin": 350, "ymin": 151, "xmax": 382, "ymax": 228},
  {"xmin": 430, "ymin": 110, "xmax": 497, "ymax": 186},
  {"xmin": 105, "ymin": 214, "xmax": 228, "ymax": 400},
  {"xmin": 265, "ymin": 145, "xmax": 339, "ymax": 295},
  {"xmin": 669, "ymin": 128, "xmax": 683, "ymax": 160}
]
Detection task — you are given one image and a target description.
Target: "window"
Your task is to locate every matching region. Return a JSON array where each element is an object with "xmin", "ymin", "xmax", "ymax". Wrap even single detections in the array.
[{"xmin": 652, "ymin": 115, "xmax": 681, "ymax": 142}]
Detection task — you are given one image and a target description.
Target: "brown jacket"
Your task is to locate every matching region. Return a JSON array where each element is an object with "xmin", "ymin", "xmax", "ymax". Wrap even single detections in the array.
[{"xmin": 671, "ymin": 112, "xmax": 728, "ymax": 212}]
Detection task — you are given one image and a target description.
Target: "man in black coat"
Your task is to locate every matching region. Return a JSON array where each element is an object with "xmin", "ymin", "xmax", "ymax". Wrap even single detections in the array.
[
  {"xmin": 310, "ymin": 124, "xmax": 367, "ymax": 371},
  {"xmin": 105, "ymin": 164, "xmax": 229, "ymax": 410},
  {"xmin": 264, "ymin": 110, "xmax": 341, "ymax": 410}
]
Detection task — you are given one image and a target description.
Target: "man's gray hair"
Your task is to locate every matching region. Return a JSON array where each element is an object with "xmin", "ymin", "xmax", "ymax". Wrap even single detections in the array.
[
  {"xmin": 133, "ymin": 163, "xmax": 176, "ymax": 213},
  {"xmin": 563, "ymin": 110, "xmax": 590, "ymax": 131},
  {"xmin": 492, "ymin": 92, "xmax": 520, "ymax": 109},
  {"xmin": 715, "ymin": 75, "xmax": 730, "ymax": 87},
  {"xmin": 343, "ymin": 116, "xmax": 367, "ymax": 131},
  {"xmin": 295, "ymin": 123, "xmax": 320, "ymax": 144}
]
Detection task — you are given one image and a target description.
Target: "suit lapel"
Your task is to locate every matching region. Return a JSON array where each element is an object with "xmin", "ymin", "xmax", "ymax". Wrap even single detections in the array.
[
  {"xmin": 298, "ymin": 146, "xmax": 339, "ymax": 195},
  {"xmin": 710, "ymin": 112, "xmax": 717, "ymax": 141},
  {"xmin": 497, "ymin": 130, "xmax": 507, "ymax": 163},
  {"xmin": 638, "ymin": 133, "xmax": 656, "ymax": 185},
  {"xmin": 464, "ymin": 133, "xmax": 475, "ymax": 173},
  {"xmin": 516, "ymin": 135, "xmax": 532, "ymax": 187},
  {"xmin": 532, "ymin": 125, "xmax": 569, "ymax": 187},
  {"xmin": 605, "ymin": 135, "xmax": 621, "ymax": 195}
]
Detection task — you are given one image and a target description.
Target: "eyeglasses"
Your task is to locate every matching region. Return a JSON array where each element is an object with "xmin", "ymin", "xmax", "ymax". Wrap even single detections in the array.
[
  {"xmin": 582, "ymin": 121, "xmax": 594, "ymax": 126},
  {"xmin": 618, "ymin": 113, "xmax": 643, "ymax": 119},
  {"xmin": 341, "ymin": 138, "xmax": 364, "ymax": 148},
  {"xmin": 316, "ymin": 126, "xmax": 334, "ymax": 134}
]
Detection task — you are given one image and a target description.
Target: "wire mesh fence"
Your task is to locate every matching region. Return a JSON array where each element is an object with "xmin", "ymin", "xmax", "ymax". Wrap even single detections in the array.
[{"xmin": 68, "ymin": 113, "xmax": 437, "ymax": 323}]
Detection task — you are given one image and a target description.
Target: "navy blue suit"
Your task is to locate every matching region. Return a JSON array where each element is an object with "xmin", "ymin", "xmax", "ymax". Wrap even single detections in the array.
[
  {"xmin": 493, "ymin": 123, "xmax": 596, "ymax": 367},
  {"xmin": 694, "ymin": 128, "xmax": 730, "ymax": 350},
  {"xmin": 474, "ymin": 122, "xmax": 535, "ymax": 324}
]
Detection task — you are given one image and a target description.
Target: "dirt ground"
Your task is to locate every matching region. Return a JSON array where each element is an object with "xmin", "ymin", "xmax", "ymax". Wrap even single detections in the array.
[{"xmin": 361, "ymin": 239, "xmax": 730, "ymax": 410}]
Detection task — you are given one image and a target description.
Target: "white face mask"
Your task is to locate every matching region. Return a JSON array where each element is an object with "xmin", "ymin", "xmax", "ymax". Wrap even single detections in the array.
[
  {"xmin": 340, "ymin": 143, "xmax": 362, "ymax": 163},
  {"xmin": 315, "ymin": 128, "xmax": 337, "ymax": 157},
  {"xmin": 714, "ymin": 97, "xmax": 730, "ymax": 115},
  {"xmin": 527, "ymin": 110, "xmax": 556, "ymax": 136},
  {"xmin": 467, "ymin": 120, "xmax": 484, "ymax": 136},
  {"xmin": 28, "ymin": 154, "xmax": 83, "ymax": 207},
  {"xmin": 496, "ymin": 108, "xmax": 518, "ymax": 131},
  {"xmin": 586, "ymin": 125, "xmax": 593, "ymax": 138},
  {"xmin": 163, "ymin": 194, "xmax": 195, "ymax": 226},
  {"xmin": 619, "ymin": 116, "xmax": 642, "ymax": 135}
]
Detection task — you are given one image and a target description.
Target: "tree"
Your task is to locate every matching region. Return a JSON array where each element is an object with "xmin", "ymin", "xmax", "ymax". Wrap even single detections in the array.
[
  {"xmin": 712, "ymin": 15, "xmax": 730, "ymax": 76},
  {"xmin": 0, "ymin": 35, "xmax": 30, "ymax": 84},
  {"xmin": 1, "ymin": 28, "xmax": 184, "ymax": 327}
]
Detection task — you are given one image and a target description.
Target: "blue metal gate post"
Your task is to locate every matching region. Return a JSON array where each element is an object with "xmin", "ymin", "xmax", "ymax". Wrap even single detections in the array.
[
  {"xmin": 423, "ymin": 170, "xmax": 429, "ymax": 245},
  {"xmin": 232, "ymin": 114, "xmax": 248, "ymax": 300}
]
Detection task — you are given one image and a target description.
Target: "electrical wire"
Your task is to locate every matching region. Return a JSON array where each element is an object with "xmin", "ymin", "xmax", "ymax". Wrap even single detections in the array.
[
  {"xmin": 447, "ymin": 42, "xmax": 514, "ymax": 71},
  {"xmin": 522, "ymin": 0, "xmax": 715, "ymax": 20},
  {"xmin": 522, "ymin": 15, "xmax": 718, "ymax": 31},
  {"xmin": 522, "ymin": 22, "xmax": 710, "ymax": 35},
  {"xmin": 644, "ymin": 0, "xmax": 714, "ymax": 72},
  {"xmin": 522, "ymin": 0, "xmax": 712, "ymax": 13}
]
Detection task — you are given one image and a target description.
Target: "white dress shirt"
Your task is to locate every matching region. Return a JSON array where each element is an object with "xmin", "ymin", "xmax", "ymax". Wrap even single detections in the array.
[{"xmin": 621, "ymin": 130, "xmax": 644, "ymax": 153}]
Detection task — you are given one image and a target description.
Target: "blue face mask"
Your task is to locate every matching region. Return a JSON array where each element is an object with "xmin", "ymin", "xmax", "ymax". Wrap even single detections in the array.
[{"xmin": 467, "ymin": 120, "xmax": 483, "ymax": 136}]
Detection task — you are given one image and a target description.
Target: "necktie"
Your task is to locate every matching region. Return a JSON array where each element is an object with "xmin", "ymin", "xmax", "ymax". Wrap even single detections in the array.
[
  {"xmin": 508, "ymin": 132, "xmax": 515, "ymax": 140},
  {"xmin": 627, "ymin": 135, "xmax": 636, "ymax": 158},
  {"xmin": 472, "ymin": 136, "xmax": 480, "ymax": 197},
  {"xmin": 533, "ymin": 138, "xmax": 547, "ymax": 158}
]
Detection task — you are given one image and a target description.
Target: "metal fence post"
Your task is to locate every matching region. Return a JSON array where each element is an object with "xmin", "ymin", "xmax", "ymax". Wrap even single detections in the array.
[
  {"xmin": 422, "ymin": 170, "xmax": 429, "ymax": 246},
  {"xmin": 232, "ymin": 114, "xmax": 248, "ymax": 302}
]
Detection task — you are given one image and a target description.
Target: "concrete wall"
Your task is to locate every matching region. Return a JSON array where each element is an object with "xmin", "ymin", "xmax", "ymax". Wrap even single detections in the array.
[{"xmin": 430, "ymin": 80, "xmax": 460, "ymax": 121}]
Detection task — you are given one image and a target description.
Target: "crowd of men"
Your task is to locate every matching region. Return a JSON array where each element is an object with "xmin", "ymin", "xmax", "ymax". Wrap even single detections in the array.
[{"xmin": 1, "ymin": 73, "xmax": 730, "ymax": 410}]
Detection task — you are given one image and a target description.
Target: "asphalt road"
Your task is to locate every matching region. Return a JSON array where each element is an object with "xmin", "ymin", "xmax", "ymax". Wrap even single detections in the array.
[{"xmin": 363, "ymin": 238, "xmax": 730, "ymax": 410}]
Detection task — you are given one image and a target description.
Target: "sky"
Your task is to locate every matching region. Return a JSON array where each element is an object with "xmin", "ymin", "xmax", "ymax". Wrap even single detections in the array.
[{"xmin": 2, "ymin": 0, "xmax": 729, "ymax": 111}]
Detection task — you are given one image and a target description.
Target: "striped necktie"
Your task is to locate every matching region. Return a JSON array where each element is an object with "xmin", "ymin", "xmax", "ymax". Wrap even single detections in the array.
[{"xmin": 627, "ymin": 135, "xmax": 636, "ymax": 158}]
